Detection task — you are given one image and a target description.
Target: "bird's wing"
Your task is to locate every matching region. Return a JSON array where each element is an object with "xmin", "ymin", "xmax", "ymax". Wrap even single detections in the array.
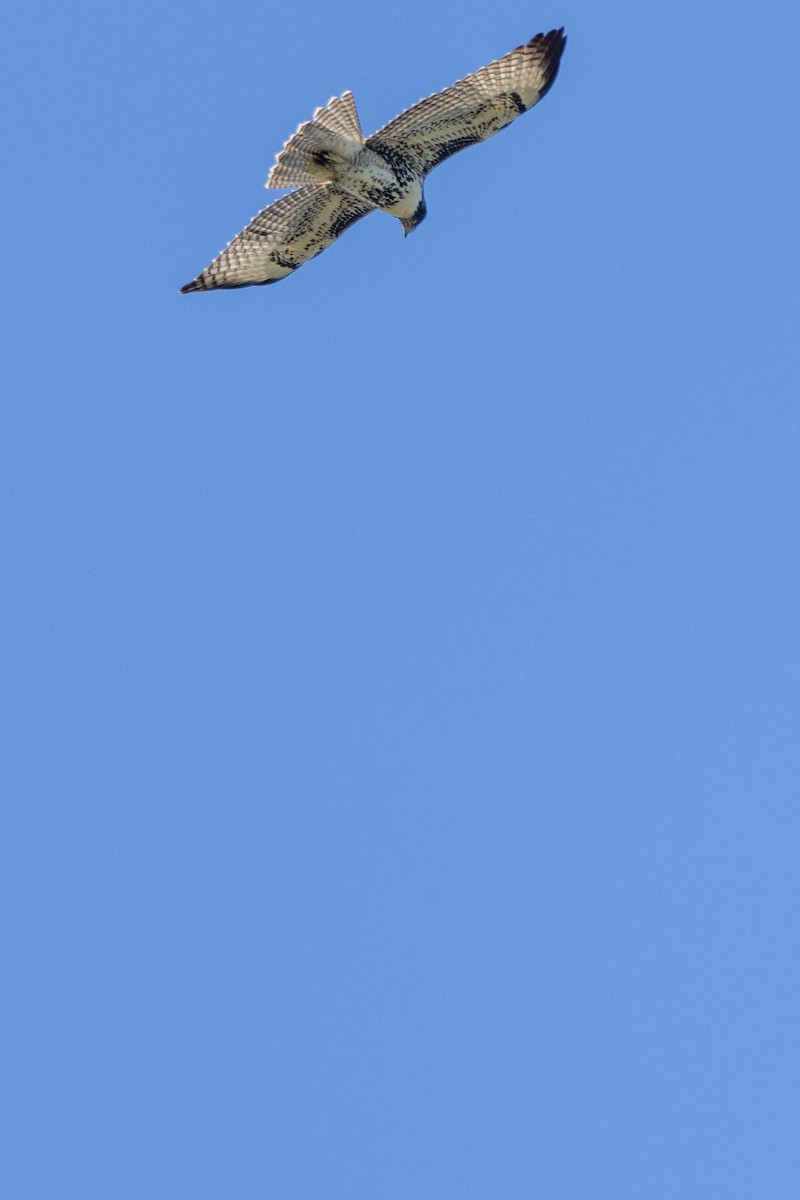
[
  {"xmin": 181, "ymin": 183, "xmax": 375, "ymax": 292},
  {"xmin": 366, "ymin": 29, "xmax": 565, "ymax": 177}
]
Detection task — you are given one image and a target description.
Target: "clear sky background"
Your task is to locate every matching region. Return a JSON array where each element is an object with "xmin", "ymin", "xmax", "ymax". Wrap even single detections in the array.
[{"xmin": 4, "ymin": 2, "xmax": 799, "ymax": 1196}]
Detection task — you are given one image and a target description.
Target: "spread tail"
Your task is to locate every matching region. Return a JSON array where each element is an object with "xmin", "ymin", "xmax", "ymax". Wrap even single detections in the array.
[{"xmin": 267, "ymin": 91, "xmax": 365, "ymax": 188}]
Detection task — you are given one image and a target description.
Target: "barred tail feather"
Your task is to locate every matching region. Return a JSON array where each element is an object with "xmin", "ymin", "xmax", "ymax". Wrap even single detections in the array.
[
  {"xmin": 311, "ymin": 91, "xmax": 364, "ymax": 141},
  {"xmin": 267, "ymin": 92, "xmax": 365, "ymax": 188}
]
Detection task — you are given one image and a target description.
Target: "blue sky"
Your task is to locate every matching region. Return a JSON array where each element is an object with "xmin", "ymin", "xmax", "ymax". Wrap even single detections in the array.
[{"xmin": 4, "ymin": 2, "xmax": 799, "ymax": 1196}]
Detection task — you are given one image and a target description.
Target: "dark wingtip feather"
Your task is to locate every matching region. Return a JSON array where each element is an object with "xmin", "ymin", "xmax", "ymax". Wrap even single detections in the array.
[
  {"xmin": 530, "ymin": 27, "xmax": 567, "ymax": 100},
  {"xmin": 180, "ymin": 278, "xmax": 204, "ymax": 294}
]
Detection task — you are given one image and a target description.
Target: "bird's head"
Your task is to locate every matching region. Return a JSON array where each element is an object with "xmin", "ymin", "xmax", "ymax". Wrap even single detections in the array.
[{"xmin": 401, "ymin": 197, "xmax": 427, "ymax": 237}]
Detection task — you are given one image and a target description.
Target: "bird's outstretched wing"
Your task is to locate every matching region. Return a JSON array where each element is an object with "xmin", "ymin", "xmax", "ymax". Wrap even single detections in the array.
[
  {"xmin": 181, "ymin": 183, "xmax": 374, "ymax": 292},
  {"xmin": 366, "ymin": 29, "xmax": 566, "ymax": 177}
]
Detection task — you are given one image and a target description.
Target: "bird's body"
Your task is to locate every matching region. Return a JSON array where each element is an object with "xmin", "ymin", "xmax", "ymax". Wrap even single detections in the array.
[
  {"xmin": 181, "ymin": 29, "xmax": 565, "ymax": 293},
  {"xmin": 297, "ymin": 143, "xmax": 425, "ymax": 226}
]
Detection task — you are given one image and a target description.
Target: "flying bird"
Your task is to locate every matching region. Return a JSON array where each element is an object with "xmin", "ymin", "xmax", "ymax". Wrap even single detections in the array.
[{"xmin": 181, "ymin": 29, "xmax": 566, "ymax": 293}]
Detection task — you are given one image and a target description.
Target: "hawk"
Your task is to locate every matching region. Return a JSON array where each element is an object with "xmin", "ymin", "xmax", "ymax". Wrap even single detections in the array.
[{"xmin": 181, "ymin": 29, "xmax": 566, "ymax": 293}]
